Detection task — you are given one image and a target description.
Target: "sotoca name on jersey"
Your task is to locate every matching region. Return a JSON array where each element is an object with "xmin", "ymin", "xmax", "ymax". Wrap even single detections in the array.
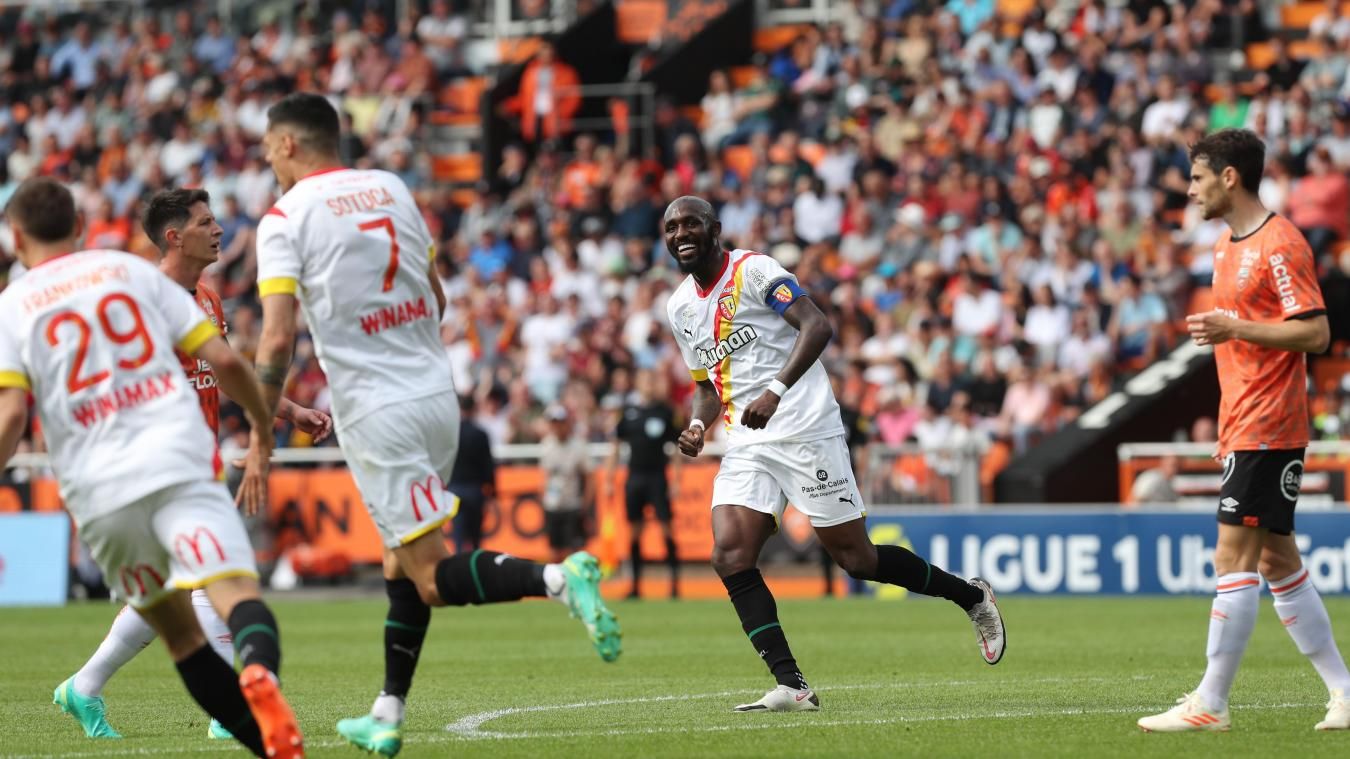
[{"xmin": 696, "ymin": 325, "xmax": 759, "ymax": 369}]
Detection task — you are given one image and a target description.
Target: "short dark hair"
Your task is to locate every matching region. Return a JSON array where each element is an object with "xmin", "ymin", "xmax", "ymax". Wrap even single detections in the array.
[
  {"xmin": 1189, "ymin": 128, "xmax": 1265, "ymax": 194},
  {"xmin": 143, "ymin": 188, "xmax": 211, "ymax": 250},
  {"xmin": 267, "ymin": 92, "xmax": 340, "ymax": 156},
  {"xmin": 5, "ymin": 177, "xmax": 77, "ymax": 243}
]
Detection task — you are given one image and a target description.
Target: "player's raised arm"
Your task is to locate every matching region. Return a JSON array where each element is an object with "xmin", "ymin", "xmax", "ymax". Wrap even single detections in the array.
[{"xmin": 739, "ymin": 294, "xmax": 834, "ymax": 430}]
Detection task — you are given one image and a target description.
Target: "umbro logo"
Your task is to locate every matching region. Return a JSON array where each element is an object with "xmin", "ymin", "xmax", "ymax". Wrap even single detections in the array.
[{"xmin": 1220, "ymin": 497, "xmax": 1239, "ymax": 513}]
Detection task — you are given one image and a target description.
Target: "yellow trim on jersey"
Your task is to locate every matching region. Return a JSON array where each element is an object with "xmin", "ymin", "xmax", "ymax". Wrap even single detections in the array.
[
  {"xmin": 398, "ymin": 506, "xmax": 457, "ymax": 546},
  {"xmin": 0, "ymin": 370, "xmax": 31, "ymax": 390},
  {"xmin": 176, "ymin": 320, "xmax": 219, "ymax": 355},
  {"xmin": 690, "ymin": 367, "xmax": 708, "ymax": 382},
  {"xmin": 428, "ymin": 244, "xmax": 437, "ymax": 262},
  {"xmin": 258, "ymin": 277, "xmax": 299, "ymax": 297},
  {"xmin": 716, "ymin": 263, "xmax": 747, "ymax": 425},
  {"xmin": 173, "ymin": 569, "xmax": 261, "ymax": 590}
]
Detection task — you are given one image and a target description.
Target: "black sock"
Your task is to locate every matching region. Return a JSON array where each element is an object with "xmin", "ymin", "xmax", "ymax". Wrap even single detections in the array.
[
  {"xmin": 176, "ymin": 644, "xmax": 265, "ymax": 757},
  {"xmin": 873, "ymin": 545, "xmax": 982, "ymax": 611},
  {"xmin": 383, "ymin": 578, "xmax": 430, "ymax": 699},
  {"xmin": 721, "ymin": 568, "xmax": 807, "ymax": 690},
  {"xmin": 433, "ymin": 549, "xmax": 548, "ymax": 605},
  {"xmin": 228, "ymin": 599, "xmax": 281, "ymax": 675},
  {"xmin": 630, "ymin": 536, "xmax": 643, "ymax": 592},
  {"xmin": 665, "ymin": 536, "xmax": 678, "ymax": 583}
]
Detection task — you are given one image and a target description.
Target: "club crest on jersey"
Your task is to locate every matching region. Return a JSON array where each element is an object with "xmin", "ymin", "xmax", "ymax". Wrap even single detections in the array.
[
  {"xmin": 773, "ymin": 284, "xmax": 794, "ymax": 303},
  {"xmin": 718, "ymin": 295, "xmax": 737, "ymax": 320}
]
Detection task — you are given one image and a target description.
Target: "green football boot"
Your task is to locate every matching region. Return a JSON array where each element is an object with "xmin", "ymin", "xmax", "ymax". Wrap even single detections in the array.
[
  {"xmin": 337, "ymin": 714, "xmax": 402, "ymax": 757},
  {"xmin": 208, "ymin": 718, "xmax": 233, "ymax": 739},
  {"xmin": 53, "ymin": 676, "xmax": 122, "ymax": 739},
  {"xmin": 561, "ymin": 551, "xmax": 622, "ymax": 662}
]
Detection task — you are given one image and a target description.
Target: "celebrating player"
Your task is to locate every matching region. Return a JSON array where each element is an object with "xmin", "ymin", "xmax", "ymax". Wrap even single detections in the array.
[
  {"xmin": 252, "ymin": 93, "xmax": 620, "ymax": 757},
  {"xmin": 0, "ymin": 178, "xmax": 303, "ymax": 758},
  {"xmin": 1139, "ymin": 129, "xmax": 1350, "ymax": 732},
  {"xmin": 53, "ymin": 188, "xmax": 332, "ymax": 742},
  {"xmin": 662, "ymin": 196, "xmax": 1006, "ymax": 712}
]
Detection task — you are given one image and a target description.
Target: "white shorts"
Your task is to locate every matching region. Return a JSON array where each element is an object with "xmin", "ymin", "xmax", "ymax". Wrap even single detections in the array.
[
  {"xmin": 80, "ymin": 480, "xmax": 258, "ymax": 610},
  {"xmin": 712, "ymin": 435, "xmax": 865, "ymax": 527},
  {"xmin": 341, "ymin": 392, "xmax": 460, "ymax": 548}
]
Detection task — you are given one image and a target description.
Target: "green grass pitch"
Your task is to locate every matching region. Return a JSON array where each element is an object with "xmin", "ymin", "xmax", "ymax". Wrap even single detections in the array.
[{"xmin": 4, "ymin": 595, "xmax": 1350, "ymax": 757}]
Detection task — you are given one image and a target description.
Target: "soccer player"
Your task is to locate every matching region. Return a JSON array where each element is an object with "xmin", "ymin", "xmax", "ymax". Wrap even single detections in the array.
[
  {"xmin": 606, "ymin": 368, "xmax": 681, "ymax": 599},
  {"xmin": 662, "ymin": 196, "xmax": 1006, "ymax": 712},
  {"xmin": 0, "ymin": 178, "xmax": 303, "ymax": 758},
  {"xmin": 53, "ymin": 188, "xmax": 332, "ymax": 742},
  {"xmin": 1139, "ymin": 128, "xmax": 1350, "ymax": 732},
  {"xmin": 252, "ymin": 93, "xmax": 620, "ymax": 757}
]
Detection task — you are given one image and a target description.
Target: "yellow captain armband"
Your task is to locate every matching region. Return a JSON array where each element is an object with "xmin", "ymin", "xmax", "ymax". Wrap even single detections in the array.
[
  {"xmin": 258, "ymin": 277, "xmax": 298, "ymax": 297},
  {"xmin": 690, "ymin": 367, "xmax": 708, "ymax": 382},
  {"xmin": 0, "ymin": 370, "xmax": 30, "ymax": 390},
  {"xmin": 177, "ymin": 320, "xmax": 219, "ymax": 354}
]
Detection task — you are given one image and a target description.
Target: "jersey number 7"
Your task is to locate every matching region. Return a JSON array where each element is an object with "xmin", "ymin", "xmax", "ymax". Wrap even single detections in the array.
[
  {"xmin": 359, "ymin": 216, "xmax": 401, "ymax": 293},
  {"xmin": 45, "ymin": 293, "xmax": 154, "ymax": 394}
]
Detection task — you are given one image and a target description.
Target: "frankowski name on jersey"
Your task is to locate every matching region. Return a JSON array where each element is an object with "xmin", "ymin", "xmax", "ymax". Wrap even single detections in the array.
[{"xmin": 696, "ymin": 325, "xmax": 759, "ymax": 369}]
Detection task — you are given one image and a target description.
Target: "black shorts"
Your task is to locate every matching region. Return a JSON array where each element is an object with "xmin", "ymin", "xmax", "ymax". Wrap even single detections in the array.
[
  {"xmin": 1217, "ymin": 448, "xmax": 1304, "ymax": 535},
  {"xmin": 544, "ymin": 510, "xmax": 586, "ymax": 550},
  {"xmin": 625, "ymin": 473, "xmax": 672, "ymax": 523}
]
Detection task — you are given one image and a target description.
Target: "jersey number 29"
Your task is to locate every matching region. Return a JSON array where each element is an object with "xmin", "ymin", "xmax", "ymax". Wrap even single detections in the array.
[{"xmin": 45, "ymin": 293, "xmax": 154, "ymax": 394}]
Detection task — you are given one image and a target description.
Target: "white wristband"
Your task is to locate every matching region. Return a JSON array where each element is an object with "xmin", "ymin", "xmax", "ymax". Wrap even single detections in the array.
[
  {"xmin": 689, "ymin": 419, "xmax": 706, "ymax": 432},
  {"xmin": 768, "ymin": 379, "xmax": 789, "ymax": 397}
]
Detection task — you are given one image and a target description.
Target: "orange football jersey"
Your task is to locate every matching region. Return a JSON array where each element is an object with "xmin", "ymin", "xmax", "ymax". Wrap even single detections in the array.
[
  {"xmin": 175, "ymin": 282, "xmax": 226, "ymax": 437},
  {"xmin": 1211, "ymin": 214, "xmax": 1324, "ymax": 453}
]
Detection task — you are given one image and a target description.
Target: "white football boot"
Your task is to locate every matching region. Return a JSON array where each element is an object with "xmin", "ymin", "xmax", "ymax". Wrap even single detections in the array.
[
  {"xmin": 966, "ymin": 577, "xmax": 1006, "ymax": 665},
  {"xmin": 1315, "ymin": 689, "xmax": 1350, "ymax": 731},
  {"xmin": 1138, "ymin": 692, "xmax": 1231, "ymax": 732},
  {"xmin": 733, "ymin": 685, "xmax": 820, "ymax": 713}
]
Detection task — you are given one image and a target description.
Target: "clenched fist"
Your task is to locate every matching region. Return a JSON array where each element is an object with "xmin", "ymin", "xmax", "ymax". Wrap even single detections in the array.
[{"xmin": 678, "ymin": 425, "xmax": 705, "ymax": 458}]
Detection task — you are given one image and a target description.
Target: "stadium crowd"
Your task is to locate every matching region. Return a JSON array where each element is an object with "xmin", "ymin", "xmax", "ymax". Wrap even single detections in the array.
[{"xmin": 2, "ymin": 1, "xmax": 1350, "ymax": 498}]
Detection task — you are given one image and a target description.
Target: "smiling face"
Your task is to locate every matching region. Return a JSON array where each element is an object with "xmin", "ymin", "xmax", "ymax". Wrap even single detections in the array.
[{"xmin": 663, "ymin": 198, "xmax": 721, "ymax": 275}]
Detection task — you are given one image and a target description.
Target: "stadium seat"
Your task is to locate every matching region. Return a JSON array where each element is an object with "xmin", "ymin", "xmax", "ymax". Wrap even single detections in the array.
[
  {"xmin": 681, "ymin": 104, "xmax": 704, "ymax": 128},
  {"xmin": 798, "ymin": 141, "xmax": 826, "ymax": 167},
  {"xmin": 498, "ymin": 37, "xmax": 544, "ymax": 65},
  {"xmin": 1280, "ymin": 2, "xmax": 1349, "ymax": 29},
  {"xmin": 729, "ymin": 66, "xmax": 758, "ymax": 89},
  {"xmin": 1289, "ymin": 38, "xmax": 1328, "ymax": 59},
  {"xmin": 616, "ymin": 0, "xmax": 668, "ymax": 45},
  {"xmin": 722, "ymin": 144, "xmax": 756, "ymax": 180},
  {"xmin": 1246, "ymin": 42, "xmax": 1277, "ymax": 69},
  {"xmin": 753, "ymin": 24, "xmax": 811, "ymax": 54},
  {"xmin": 439, "ymin": 76, "xmax": 488, "ymax": 114},
  {"xmin": 432, "ymin": 154, "xmax": 482, "ymax": 183}
]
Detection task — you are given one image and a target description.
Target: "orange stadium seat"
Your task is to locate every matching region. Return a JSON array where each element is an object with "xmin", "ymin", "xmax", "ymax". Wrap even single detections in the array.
[
  {"xmin": 798, "ymin": 141, "xmax": 826, "ymax": 167},
  {"xmin": 753, "ymin": 24, "xmax": 811, "ymax": 54},
  {"xmin": 616, "ymin": 0, "xmax": 668, "ymax": 45},
  {"xmin": 498, "ymin": 37, "xmax": 543, "ymax": 65},
  {"xmin": 432, "ymin": 154, "xmax": 481, "ymax": 184},
  {"xmin": 440, "ymin": 76, "xmax": 488, "ymax": 114},
  {"xmin": 997, "ymin": 0, "xmax": 1037, "ymax": 20},
  {"xmin": 450, "ymin": 188, "xmax": 479, "ymax": 207},
  {"xmin": 1289, "ymin": 38, "xmax": 1328, "ymax": 59},
  {"xmin": 681, "ymin": 104, "xmax": 704, "ymax": 128},
  {"xmin": 1246, "ymin": 41, "xmax": 1277, "ymax": 69},
  {"xmin": 729, "ymin": 66, "xmax": 758, "ymax": 89},
  {"xmin": 1280, "ymin": 2, "xmax": 1349, "ymax": 28},
  {"xmin": 722, "ymin": 144, "xmax": 756, "ymax": 180}
]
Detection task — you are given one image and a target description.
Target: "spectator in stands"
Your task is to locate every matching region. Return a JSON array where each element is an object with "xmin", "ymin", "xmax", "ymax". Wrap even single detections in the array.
[
  {"xmin": 510, "ymin": 41, "xmax": 581, "ymax": 143},
  {"xmin": 418, "ymin": 0, "xmax": 467, "ymax": 73},
  {"xmin": 1290, "ymin": 146, "xmax": 1350, "ymax": 254}
]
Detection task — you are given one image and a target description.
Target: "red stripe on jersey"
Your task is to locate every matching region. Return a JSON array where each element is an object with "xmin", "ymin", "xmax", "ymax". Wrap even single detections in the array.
[{"xmin": 264, "ymin": 207, "xmax": 287, "ymax": 219}]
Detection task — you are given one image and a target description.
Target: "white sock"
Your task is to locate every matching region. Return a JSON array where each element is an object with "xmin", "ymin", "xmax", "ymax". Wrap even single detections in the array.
[
  {"xmin": 371, "ymin": 691, "xmax": 405, "ymax": 724},
  {"xmin": 73, "ymin": 606, "xmax": 157, "ymax": 696},
  {"xmin": 1195, "ymin": 572, "xmax": 1260, "ymax": 712},
  {"xmin": 1269, "ymin": 567, "xmax": 1350, "ymax": 695},
  {"xmin": 192, "ymin": 590, "xmax": 235, "ymax": 667},
  {"xmin": 543, "ymin": 564, "xmax": 567, "ymax": 604}
]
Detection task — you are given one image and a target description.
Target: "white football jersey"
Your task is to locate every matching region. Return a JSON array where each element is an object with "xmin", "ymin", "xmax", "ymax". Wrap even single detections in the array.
[
  {"xmin": 666, "ymin": 248, "xmax": 843, "ymax": 449},
  {"xmin": 0, "ymin": 251, "xmax": 222, "ymax": 522},
  {"xmin": 255, "ymin": 168, "xmax": 453, "ymax": 429}
]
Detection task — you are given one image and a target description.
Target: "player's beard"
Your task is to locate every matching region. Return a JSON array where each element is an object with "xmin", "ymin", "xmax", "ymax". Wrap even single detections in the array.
[{"xmin": 1199, "ymin": 191, "xmax": 1232, "ymax": 221}]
